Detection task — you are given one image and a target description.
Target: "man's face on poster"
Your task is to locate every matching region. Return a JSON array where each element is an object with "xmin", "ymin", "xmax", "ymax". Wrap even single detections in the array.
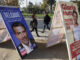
[
  {"xmin": 13, "ymin": 26, "xmax": 29, "ymax": 45},
  {"xmin": 73, "ymin": 12, "xmax": 77, "ymax": 24}
]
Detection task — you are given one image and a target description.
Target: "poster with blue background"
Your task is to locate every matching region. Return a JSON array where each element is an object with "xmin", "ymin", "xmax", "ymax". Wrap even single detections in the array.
[{"xmin": 0, "ymin": 6, "xmax": 37, "ymax": 59}]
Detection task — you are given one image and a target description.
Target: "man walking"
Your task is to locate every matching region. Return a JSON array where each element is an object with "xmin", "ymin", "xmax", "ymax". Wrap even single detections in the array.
[{"xmin": 42, "ymin": 11, "xmax": 51, "ymax": 33}]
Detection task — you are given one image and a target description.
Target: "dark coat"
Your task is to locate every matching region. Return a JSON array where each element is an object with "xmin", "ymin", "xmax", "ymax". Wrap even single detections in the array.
[
  {"xmin": 32, "ymin": 18, "xmax": 38, "ymax": 28},
  {"xmin": 44, "ymin": 15, "xmax": 51, "ymax": 25}
]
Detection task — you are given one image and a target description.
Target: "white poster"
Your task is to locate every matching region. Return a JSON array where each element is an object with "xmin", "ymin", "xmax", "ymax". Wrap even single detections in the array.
[
  {"xmin": 47, "ymin": 2, "xmax": 65, "ymax": 47},
  {"xmin": 0, "ymin": 13, "xmax": 10, "ymax": 43}
]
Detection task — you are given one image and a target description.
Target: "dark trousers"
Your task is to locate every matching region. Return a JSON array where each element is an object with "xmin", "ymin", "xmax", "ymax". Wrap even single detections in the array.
[
  {"xmin": 31, "ymin": 27, "xmax": 39, "ymax": 36},
  {"xmin": 42, "ymin": 24, "xmax": 50, "ymax": 32}
]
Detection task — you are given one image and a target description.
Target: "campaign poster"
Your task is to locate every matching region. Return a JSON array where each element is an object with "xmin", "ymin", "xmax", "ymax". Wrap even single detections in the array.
[
  {"xmin": 0, "ymin": 6, "xmax": 37, "ymax": 59},
  {"xmin": 0, "ymin": 13, "xmax": 5, "ymax": 29},
  {"xmin": 0, "ymin": 28, "xmax": 9, "ymax": 43},
  {"xmin": 59, "ymin": 1, "xmax": 80, "ymax": 60},
  {"xmin": 0, "ymin": 13, "xmax": 9, "ymax": 42},
  {"xmin": 47, "ymin": 2, "xmax": 65, "ymax": 47}
]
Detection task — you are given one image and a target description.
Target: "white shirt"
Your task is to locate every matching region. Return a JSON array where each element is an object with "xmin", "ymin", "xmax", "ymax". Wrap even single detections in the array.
[
  {"xmin": 22, "ymin": 41, "xmax": 33, "ymax": 54},
  {"xmin": 72, "ymin": 25, "xmax": 80, "ymax": 60},
  {"xmin": 77, "ymin": 55, "xmax": 80, "ymax": 60},
  {"xmin": 72, "ymin": 25, "xmax": 80, "ymax": 41}
]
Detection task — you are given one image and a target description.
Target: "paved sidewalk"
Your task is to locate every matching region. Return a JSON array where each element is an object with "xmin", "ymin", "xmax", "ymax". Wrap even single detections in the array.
[{"xmin": 0, "ymin": 40, "xmax": 68, "ymax": 60}]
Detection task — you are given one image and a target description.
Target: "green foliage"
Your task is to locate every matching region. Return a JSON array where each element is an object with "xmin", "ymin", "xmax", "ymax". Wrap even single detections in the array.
[
  {"xmin": 2, "ymin": 0, "xmax": 18, "ymax": 6},
  {"xmin": 27, "ymin": 2, "xmax": 43, "ymax": 14},
  {"xmin": 72, "ymin": 1, "xmax": 80, "ymax": 14},
  {"xmin": 40, "ymin": 0, "xmax": 56, "ymax": 13},
  {"xmin": 40, "ymin": 0, "xmax": 48, "ymax": 10},
  {"xmin": 47, "ymin": 0, "xmax": 56, "ymax": 5},
  {"xmin": 77, "ymin": 2, "xmax": 80, "ymax": 14},
  {"xmin": 47, "ymin": 0, "xmax": 56, "ymax": 13},
  {"xmin": 22, "ymin": 13, "xmax": 53, "ymax": 18}
]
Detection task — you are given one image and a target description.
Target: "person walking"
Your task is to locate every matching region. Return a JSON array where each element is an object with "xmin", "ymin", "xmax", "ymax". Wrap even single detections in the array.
[
  {"xmin": 31, "ymin": 14, "xmax": 40, "ymax": 37},
  {"xmin": 42, "ymin": 11, "xmax": 51, "ymax": 33}
]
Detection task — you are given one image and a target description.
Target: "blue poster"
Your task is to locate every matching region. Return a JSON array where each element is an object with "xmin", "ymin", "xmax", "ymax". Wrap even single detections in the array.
[{"xmin": 0, "ymin": 6, "xmax": 37, "ymax": 58}]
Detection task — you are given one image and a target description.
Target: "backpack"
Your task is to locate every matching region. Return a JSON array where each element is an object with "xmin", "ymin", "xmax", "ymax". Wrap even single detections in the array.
[{"xmin": 30, "ymin": 21, "xmax": 33, "ymax": 28}]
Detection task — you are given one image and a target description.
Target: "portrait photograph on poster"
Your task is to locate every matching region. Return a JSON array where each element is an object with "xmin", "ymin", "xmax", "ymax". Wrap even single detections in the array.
[
  {"xmin": 0, "ymin": 6, "xmax": 37, "ymax": 59},
  {"xmin": 59, "ymin": 1, "xmax": 80, "ymax": 60}
]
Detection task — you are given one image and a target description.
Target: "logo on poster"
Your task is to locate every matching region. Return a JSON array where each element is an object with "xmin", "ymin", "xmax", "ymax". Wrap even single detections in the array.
[
  {"xmin": 61, "ymin": 3, "xmax": 77, "ymax": 30},
  {"xmin": 3, "ymin": 12, "xmax": 20, "ymax": 18}
]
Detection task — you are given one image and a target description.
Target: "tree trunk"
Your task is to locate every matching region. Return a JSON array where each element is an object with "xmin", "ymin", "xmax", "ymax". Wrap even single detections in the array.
[{"xmin": 50, "ymin": 4, "xmax": 52, "ymax": 13}]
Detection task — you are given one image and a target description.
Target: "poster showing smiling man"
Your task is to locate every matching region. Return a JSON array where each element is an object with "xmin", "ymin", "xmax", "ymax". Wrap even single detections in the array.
[
  {"xmin": 59, "ymin": 1, "xmax": 80, "ymax": 60},
  {"xmin": 0, "ymin": 6, "xmax": 37, "ymax": 59}
]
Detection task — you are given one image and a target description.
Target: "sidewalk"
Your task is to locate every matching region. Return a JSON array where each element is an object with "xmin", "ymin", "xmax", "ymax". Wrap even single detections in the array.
[
  {"xmin": 31, "ymin": 29, "xmax": 49, "ymax": 43},
  {"xmin": 0, "ymin": 40, "xmax": 68, "ymax": 60}
]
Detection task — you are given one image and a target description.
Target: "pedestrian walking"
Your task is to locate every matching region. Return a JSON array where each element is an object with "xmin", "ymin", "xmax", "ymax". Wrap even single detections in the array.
[
  {"xmin": 42, "ymin": 11, "xmax": 51, "ymax": 33},
  {"xmin": 31, "ymin": 14, "xmax": 40, "ymax": 37}
]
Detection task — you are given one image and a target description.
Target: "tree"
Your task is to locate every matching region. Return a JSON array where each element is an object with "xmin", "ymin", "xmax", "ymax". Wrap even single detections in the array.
[
  {"xmin": 47, "ymin": 0, "xmax": 56, "ymax": 13},
  {"xmin": 27, "ymin": 2, "xmax": 43, "ymax": 14},
  {"xmin": 18, "ymin": 0, "xmax": 25, "ymax": 7},
  {"xmin": 27, "ymin": 2, "xmax": 33, "ymax": 13},
  {"xmin": 2, "ymin": 0, "xmax": 19, "ymax": 6},
  {"xmin": 72, "ymin": 1, "xmax": 80, "ymax": 14},
  {"xmin": 8, "ymin": 0, "xmax": 18, "ymax": 6},
  {"xmin": 41, "ymin": 0, "xmax": 48, "ymax": 11}
]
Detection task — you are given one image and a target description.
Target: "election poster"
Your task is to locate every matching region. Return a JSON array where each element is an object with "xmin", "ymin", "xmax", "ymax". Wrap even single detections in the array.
[
  {"xmin": 47, "ymin": 2, "xmax": 65, "ymax": 47},
  {"xmin": 0, "ymin": 6, "xmax": 37, "ymax": 59},
  {"xmin": 59, "ymin": 1, "xmax": 80, "ymax": 60},
  {"xmin": 0, "ymin": 13, "xmax": 5, "ymax": 29},
  {"xmin": 0, "ymin": 13, "xmax": 10, "ymax": 43}
]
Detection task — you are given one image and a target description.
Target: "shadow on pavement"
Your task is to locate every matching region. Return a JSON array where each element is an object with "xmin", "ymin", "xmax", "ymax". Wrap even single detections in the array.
[
  {"xmin": 23, "ymin": 42, "xmax": 68, "ymax": 60},
  {"xmin": 0, "ymin": 40, "xmax": 68, "ymax": 60},
  {"xmin": 0, "ymin": 40, "xmax": 15, "ymax": 49}
]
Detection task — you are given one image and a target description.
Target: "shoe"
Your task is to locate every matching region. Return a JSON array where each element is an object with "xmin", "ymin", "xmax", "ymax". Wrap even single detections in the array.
[
  {"xmin": 42, "ymin": 31, "xmax": 44, "ymax": 33},
  {"xmin": 37, "ymin": 35, "xmax": 40, "ymax": 37}
]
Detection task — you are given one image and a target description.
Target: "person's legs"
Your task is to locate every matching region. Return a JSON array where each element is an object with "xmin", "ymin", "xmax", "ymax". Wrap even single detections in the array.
[
  {"xmin": 42, "ymin": 24, "xmax": 46, "ymax": 33},
  {"xmin": 47, "ymin": 24, "xmax": 50, "ymax": 30},
  {"xmin": 31, "ymin": 27, "xmax": 34, "ymax": 32},
  {"xmin": 35, "ymin": 28, "xmax": 40, "ymax": 37}
]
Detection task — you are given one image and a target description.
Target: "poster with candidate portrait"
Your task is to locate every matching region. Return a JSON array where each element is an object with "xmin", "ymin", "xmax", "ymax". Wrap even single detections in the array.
[
  {"xmin": 47, "ymin": 2, "xmax": 65, "ymax": 47},
  {"xmin": 0, "ymin": 13, "xmax": 9, "ymax": 43},
  {"xmin": 0, "ymin": 13, "xmax": 5, "ymax": 29},
  {"xmin": 0, "ymin": 13, "xmax": 10, "ymax": 43},
  {"xmin": 59, "ymin": 1, "xmax": 80, "ymax": 60},
  {"xmin": 0, "ymin": 6, "xmax": 37, "ymax": 59}
]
